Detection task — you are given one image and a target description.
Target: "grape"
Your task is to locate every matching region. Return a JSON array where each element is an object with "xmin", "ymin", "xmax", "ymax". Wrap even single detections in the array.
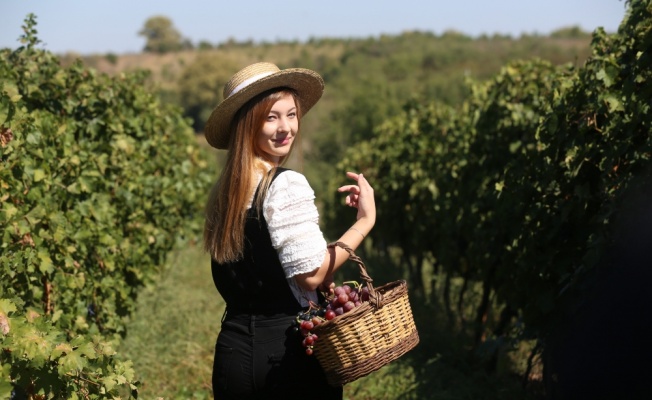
[
  {"xmin": 348, "ymin": 290, "xmax": 358, "ymax": 302},
  {"xmin": 292, "ymin": 280, "xmax": 367, "ymax": 356}
]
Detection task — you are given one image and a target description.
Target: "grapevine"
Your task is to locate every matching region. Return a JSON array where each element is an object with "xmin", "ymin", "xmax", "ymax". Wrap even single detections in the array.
[
  {"xmin": 0, "ymin": 15, "xmax": 211, "ymax": 398},
  {"xmin": 323, "ymin": 0, "xmax": 652, "ymax": 381}
]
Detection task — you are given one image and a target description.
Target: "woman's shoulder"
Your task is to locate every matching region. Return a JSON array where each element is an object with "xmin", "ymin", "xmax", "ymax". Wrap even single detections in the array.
[
  {"xmin": 268, "ymin": 169, "xmax": 315, "ymax": 200},
  {"xmin": 272, "ymin": 168, "xmax": 311, "ymax": 188}
]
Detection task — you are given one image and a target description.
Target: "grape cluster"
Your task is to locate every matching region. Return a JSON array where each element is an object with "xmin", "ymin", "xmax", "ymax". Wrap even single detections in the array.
[
  {"xmin": 325, "ymin": 281, "xmax": 370, "ymax": 317},
  {"xmin": 293, "ymin": 310, "xmax": 323, "ymax": 356},
  {"xmin": 291, "ymin": 281, "xmax": 370, "ymax": 355}
]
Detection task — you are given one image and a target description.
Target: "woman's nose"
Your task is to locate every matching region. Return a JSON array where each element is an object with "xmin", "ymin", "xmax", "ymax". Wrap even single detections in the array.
[{"xmin": 277, "ymin": 117, "xmax": 291, "ymax": 132}]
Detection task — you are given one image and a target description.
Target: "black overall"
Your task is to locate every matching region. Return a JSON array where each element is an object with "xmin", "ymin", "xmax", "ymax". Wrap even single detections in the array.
[{"xmin": 211, "ymin": 168, "xmax": 342, "ymax": 399}]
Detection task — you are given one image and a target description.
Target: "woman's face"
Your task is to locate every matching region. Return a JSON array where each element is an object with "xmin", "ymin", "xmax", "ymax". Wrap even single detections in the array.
[{"xmin": 256, "ymin": 93, "xmax": 299, "ymax": 164}]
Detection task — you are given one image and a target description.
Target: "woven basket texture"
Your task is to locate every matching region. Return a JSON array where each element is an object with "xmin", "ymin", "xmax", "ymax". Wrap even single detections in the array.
[{"xmin": 312, "ymin": 242, "xmax": 420, "ymax": 386}]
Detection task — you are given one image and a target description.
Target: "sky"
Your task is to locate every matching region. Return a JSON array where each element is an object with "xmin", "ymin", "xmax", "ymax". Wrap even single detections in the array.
[{"xmin": 0, "ymin": 0, "xmax": 630, "ymax": 55}]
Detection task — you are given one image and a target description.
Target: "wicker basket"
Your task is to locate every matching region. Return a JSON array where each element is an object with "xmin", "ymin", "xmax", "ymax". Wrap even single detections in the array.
[{"xmin": 312, "ymin": 241, "xmax": 420, "ymax": 386}]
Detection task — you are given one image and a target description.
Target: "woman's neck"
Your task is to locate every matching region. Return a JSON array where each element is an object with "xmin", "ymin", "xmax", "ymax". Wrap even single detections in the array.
[{"xmin": 256, "ymin": 157, "xmax": 278, "ymax": 171}]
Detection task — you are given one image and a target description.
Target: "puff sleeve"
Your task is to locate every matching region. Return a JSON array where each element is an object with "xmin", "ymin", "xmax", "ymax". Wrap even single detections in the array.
[{"xmin": 263, "ymin": 170, "xmax": 327, "ymax": 279}]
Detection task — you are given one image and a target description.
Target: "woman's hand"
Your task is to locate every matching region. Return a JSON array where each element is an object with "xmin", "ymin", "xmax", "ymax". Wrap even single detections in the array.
[
  {"xmin": 297, "ymin": 172, "xmax": 376, "ymax": 293},
  {"xmin": 338, "ymin": 171, "xmax": 376, "ymax": 225},
  {"xmin": 319, "ymin": 275, "xmax": 335, "ymax": 296}
]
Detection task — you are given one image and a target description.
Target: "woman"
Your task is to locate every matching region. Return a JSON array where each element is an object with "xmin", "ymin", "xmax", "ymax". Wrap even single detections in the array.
[{"xmin": 203, "ymin": 62, "xmax": 375, "ymax": 399}]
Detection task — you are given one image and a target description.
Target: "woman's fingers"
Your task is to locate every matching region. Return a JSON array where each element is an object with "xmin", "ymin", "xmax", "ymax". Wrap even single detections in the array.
[
  {"xmin": 336, "ymin": 172, "xmax": 373, "ymax": 210},
  {"xmin": 353, "ymin": 173, "xmax": 376, "ymax": 222},
  {"xmin": 345, "ymin": 171, "xmax": 359, "ymax": 180},
  {"xmin": 345, "ymin": 194, "xmax": 359, "ymax": 207},
  {"xmin": 357, "ymin": 174, "xmax": 373, "ymax": 194},
  {"xmin": 338, "ymin": 184, "xmax": 360, "ymax": 193},
  {"xmin": 319, "ymin": 278, "xmax": 335, "ymax": 294},
  {"xmin": 338, "ymin": 171, "xmax": 365, "ymax": 193}
]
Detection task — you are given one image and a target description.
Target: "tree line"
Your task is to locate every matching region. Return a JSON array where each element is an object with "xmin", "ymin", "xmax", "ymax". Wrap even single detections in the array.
[{"xmin": 108, "ymin": 16, "xmax": 598, "ymax": 199}]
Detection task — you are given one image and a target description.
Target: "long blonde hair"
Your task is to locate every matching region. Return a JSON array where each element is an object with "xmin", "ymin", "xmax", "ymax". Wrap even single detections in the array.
[{"xmin": 204, "ymin": 88, "xmax": 301, "ymax": 262}]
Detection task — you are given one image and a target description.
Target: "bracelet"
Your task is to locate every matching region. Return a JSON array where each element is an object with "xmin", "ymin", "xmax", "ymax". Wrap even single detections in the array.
[{"xmin": 348, "ymin": 227, "xmax": 366, "ymax": 239}]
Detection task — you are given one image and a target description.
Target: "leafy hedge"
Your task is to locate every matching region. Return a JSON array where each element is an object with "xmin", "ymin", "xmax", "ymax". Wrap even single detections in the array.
[
  {"xmin": 1, "ymin": 15, "xmax": 211, "ymax": 398},
  {"xmin": 324, "ymin": 0, "xmax": 650, "ymax": 376}
]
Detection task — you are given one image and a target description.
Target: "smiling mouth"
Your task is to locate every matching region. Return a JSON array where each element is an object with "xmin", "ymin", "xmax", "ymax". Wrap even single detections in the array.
[{"xmin": 274, "ymin": 137, "xmax": 291, "ymax": 145}]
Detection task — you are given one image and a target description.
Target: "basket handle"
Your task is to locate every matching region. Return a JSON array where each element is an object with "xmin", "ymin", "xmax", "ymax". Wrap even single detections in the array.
[{"xmin": 328, "ymin": 241, "xmax": 385, "ymax": 309}]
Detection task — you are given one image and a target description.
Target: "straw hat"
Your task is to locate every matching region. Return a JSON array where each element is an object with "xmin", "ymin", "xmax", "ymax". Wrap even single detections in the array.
[{"xmin": 204, "ymin": 62, "xmax": 324, "ymax": 149}]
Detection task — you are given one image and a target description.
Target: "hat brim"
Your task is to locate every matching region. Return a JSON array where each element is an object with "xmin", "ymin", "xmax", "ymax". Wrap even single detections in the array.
[{"xmin": 204, "ymin": 68, "xmax": 324, "ymax": 149}]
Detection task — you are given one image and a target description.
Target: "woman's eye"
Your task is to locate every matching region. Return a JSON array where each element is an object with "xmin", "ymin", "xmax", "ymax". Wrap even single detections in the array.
[{"xmin": 288, "ymin": 112, "xmax": 296, "ymax": 118}]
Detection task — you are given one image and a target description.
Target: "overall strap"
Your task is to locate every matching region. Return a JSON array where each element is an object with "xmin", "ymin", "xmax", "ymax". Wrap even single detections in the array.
[
  {"xmin": 212, "ymin": 167, "xmax": 301, "ymax": 315},
  {"xmin": 252, "ymin": 167, "xmax": 288, "ymax": 204}
]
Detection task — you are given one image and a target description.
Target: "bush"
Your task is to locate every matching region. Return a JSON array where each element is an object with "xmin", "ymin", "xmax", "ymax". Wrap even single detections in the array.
[{"xmin": 0, "ymin": 15, "xmax": 211, "ymax": 398}]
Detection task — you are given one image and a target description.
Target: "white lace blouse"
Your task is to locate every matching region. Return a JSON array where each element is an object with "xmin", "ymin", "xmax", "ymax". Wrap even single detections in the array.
[{"xmin": 248, "ymin": 169, "xmax": 327, "ymax": 307}]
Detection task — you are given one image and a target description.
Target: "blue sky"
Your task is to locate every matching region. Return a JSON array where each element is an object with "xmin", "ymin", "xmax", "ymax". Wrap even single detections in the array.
[{"xmin": 1, "ymin": 0, "xmax": 629, "ymax": 55}]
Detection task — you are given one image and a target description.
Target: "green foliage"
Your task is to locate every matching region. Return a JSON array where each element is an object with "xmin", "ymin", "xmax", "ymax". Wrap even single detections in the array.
[
  {"xmin": 139, "ymin": 15, "xmax": 186, "ymax": 53},
  {"xmin": 119, "ymin": 244, "xmax": 221, "ymax": 399},
  {"xmin": 119, "ymin": 243, "xmax": 536, "ymax": 400},
  {"xmin": 117, "ymin": 25, "xmax": 598, "ymax": 205},
  {"xmin": 104, "ymin": 53, "xmax": 118, "ymax": 65},
  {"xmin": 1, "ymin": 3, "xmax": 641, "ymax": 398},
  {"xmin": 550, "ymin": 25, "xmax": 592, "ymax": 39},
  {"xmin": 0, "ymin": 298, "xmax": 138, "ymax": 399},
  {"xmin": 158, "ymin": 28, "xmax": 592, "ymax": 157},
  {"xmin": 324, "ymin": 58, "xmax": 571, "ymax": 294},
  {"xmin": 1, "ymin": 14, "xmax": 212, "ymax": 398},
  {"xmin": 301, "ymin": 30, "xmax": 592, "ymax": 198},
  {"xmin": 325, "ymin": 0, "xmax": 651, "ymax": 379},
  {"xmin": 197, "ymin": 41, "xmax": 214, "ymax": 51},
  {"xmin": 176, "ymin": 54, "xmax": 240, "ymax": 131},
  {"xmin": 499, "ymin": 0, "xmax": 652, "ymax": 332},
  {"xmin": 443, "ymin": 59, "xmax": 574, "ymax": 325}
]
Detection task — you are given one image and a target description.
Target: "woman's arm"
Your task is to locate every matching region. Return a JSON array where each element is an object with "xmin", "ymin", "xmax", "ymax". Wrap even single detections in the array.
[{"xmin": 294, "ymin": 172, "xmax": 376, "ymax": 291}]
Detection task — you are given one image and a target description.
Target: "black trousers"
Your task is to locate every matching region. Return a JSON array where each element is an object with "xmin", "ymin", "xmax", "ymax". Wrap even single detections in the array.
[{"xmin": 212, "ymin": 312, "xmax": 343, "ymax": 400}]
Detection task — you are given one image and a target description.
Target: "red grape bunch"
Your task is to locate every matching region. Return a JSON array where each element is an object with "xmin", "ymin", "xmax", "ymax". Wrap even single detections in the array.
[
  {"xmin": 323, "ymin": 281, "xmax": 370, "ymax": 319},
  {"xmin": 292, "ymin": 305, "xmax": 324, "ymax": 355},
  {"xmin": 291, "ymin": 281, "xmax": 370, "ymax": 355}
]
